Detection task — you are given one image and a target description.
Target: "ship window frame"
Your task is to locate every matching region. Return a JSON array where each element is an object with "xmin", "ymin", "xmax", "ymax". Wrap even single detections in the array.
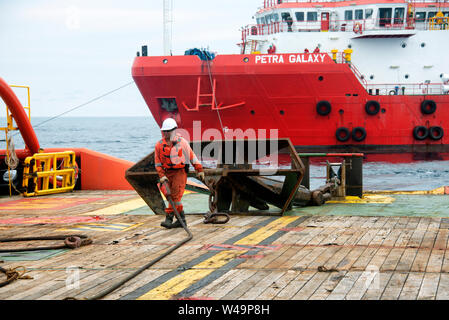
[
  {"xmin": 378, "ymin": 8, "xmax": 393, "ymax": 27},
  {"xmin": 295, "ymin": 11, "xmax": 305, "ymax": 22},
  {"xmin": 307, "ymin": 11, "xmax": 318, "ymax": 22},
  {"xmin": 427, "ymin": 12, "xmax": 437, "ymax": 20},
  {"xmin": 415, "ymin": 11, "xmax": 426, "ymax": 23},
  {"xmin": 344, "ymin": 10, "xmax": 353, "ymax": 21},
  {"xmin": 256, "ymin": 17, "xmax": 261, "ymax": 25},
  {"xmin": 272, "ymin": 13, "xmax": 280, "ymax": 22},
  {"xmin": 355, "ymin": 9, "xmax": 364, "ymax": 20},
  {"xmin": 261, "ymin": 16, "xmax": 266, "ymax": 24},
  {"xmin": 394, "ymin": 7, "xmax": 405, "ymax": 24},
  {"xmin": 365, "ymin": 9, "xmax": 374, "ymax": 19}
]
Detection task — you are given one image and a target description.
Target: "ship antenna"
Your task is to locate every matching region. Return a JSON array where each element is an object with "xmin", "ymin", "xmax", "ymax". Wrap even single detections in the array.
[{"xmin": 163, "ymin": 0, "xmax": 173, "ymax": 55}]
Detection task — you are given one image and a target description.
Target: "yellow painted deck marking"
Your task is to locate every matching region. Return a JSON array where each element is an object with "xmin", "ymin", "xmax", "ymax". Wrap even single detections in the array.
[
  {"xmin": 81, "ymin": 190, "xmax": 195, "ymax": 216},
  {"xmin": 137, "ymin": 250, "xmax": 246, "ymax": 300},
  {"xmin": 81, "ymin": 198, "xmax": 147, "ymax": 216},
  {"xmin": 234, "ymin": 216, "xmax": 299, "ymax": 245},
  {"xmin": 326, "ymin": 194, "xmax": 395, "ymax": 204},
  {"xmin": 137, "ymin": 216, "xmax": 299, "ymax": 300},
  {"xmin": 58, "ymin": 222, "xmax": 144, "ymax": 232}
]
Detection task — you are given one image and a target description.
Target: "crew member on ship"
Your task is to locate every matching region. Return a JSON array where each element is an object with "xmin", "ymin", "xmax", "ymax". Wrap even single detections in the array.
[
  {"xmin": 313, "ymin": 46, "xmax": 320, "ymax": 53},
  {"xmin": 155, "ymin": 118, "xmax": 205, "ymax": 229}
]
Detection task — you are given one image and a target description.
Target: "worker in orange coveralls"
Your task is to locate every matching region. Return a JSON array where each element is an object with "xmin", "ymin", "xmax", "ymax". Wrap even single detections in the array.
[{"xmin": 155, "ymin": 118, "xmax": 204, "ymax": 229}]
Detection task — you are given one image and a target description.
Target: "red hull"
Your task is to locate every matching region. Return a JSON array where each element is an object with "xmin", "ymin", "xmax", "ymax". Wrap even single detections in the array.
[{"xmin": 132, "ymin": 53, "xmax": 449, "ymax": 162}]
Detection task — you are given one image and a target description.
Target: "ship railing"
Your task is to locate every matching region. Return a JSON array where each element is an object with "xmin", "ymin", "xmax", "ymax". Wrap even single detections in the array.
[
  {"xmin": 244, "ymin": 17, "xmax": 448, "ymax": 37},
  {"xmin": 263, "ymin": 0, "xmax": 449, "ymax": 8},
  {"xmin": 366, "ymin": 83, "xmax": 447, "ymax": 96}
]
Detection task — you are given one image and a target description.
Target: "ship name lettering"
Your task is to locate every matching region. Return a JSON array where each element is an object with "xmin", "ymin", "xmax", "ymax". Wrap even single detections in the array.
[
  {"xmin": 255, "ymin": 55, "xmax": 284, "ymax": 64},
  {"xmin": 289, "ymin": 54, "xmax": 326, "ymax": 64}
]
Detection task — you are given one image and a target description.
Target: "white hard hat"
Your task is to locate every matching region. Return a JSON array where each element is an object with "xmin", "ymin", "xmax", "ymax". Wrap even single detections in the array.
[{"xmin": 161, "ymin": 118, "xmax": 178, "ymax": 131}]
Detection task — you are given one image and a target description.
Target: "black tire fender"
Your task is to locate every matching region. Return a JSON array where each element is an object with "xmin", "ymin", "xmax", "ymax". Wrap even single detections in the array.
[
  {"xmin": 352, "ymin": 127, "xmax": 367, "ymax": 142},
  {"xmin": 429, "ymin": 126, "xmax": 444, "ymax": 140},
  {"xmin": 413, "ymin": 126, "xmax": 429, "ymax": 140},
  {"xmin": 336, "ymin": 127, "xmax": 351, "ymax": 142},
  {"xmin": 365, "ymin": 100, "xmax": 380, "ymax": 115},
  {"xmin": 316, "ymin": 100, "xmax": 332, "ymax": 116},
  {"xmin": 421, "ymin": 100, "xmax": 437, "ymax": 115}
]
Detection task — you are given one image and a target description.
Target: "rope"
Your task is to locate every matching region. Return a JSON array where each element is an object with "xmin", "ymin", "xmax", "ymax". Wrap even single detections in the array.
[
  {"xmin": 0, "ymin": 235, "xmax": 92, "ymax": 253},
  {"xmin": 5, "ymin": 134, "xmax": 19, "ymax": 170},
  {"xmin": 10, "ymin": 81, "xmax": 134, "ymax": 138},
  {"xmin": 0, "ymin": 266, "xmax": 33, "ymax": 288},
  {"xmin": 204, "ymin": 55, "xmax": 225, "ymax": 135},
  {"xmin": 69, "ymin": 185, "xmax": 193, "ymax": 300}
]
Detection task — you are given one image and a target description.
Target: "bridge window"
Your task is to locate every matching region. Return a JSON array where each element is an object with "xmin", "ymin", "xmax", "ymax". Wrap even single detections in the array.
[
  {"xmin": 273, "ymin": 13, "xmax": 280, "ymax": 22},
  {"xmin": 415, "ymin": 12, "xmax": 426, "ymax": 22},
  {"xmin": 366, "ymin": 9, "xmax": 373, "ymax": 19},
  {"xmin": 307, "ymin": 12, "xmax": 318, "ymax": 21},
  {"xmin": 379, "ymin": 8, "xmax": 392, "ymax": 26},
  {"xmin": 444, "ymin": 12, "xmax": 449, "ymax": 17},
  {"xmin": 355, "ymin": 9, "xmax": 363, "ymax": 20},
  {"xmin": 345, "ymin": 10, "xmax": 353, "ymax": 20},
  {"xmin": 261, "ymin": 16, "xmax": 266, "ymax": 24},
  {"xmin": 394, "ymin": 8, "xmax": 405, "ymax": 24},
  {"xmin": 295, "ymin": 12, "xmax": 305, "ymax": 21},
  {"xmin": 428, "ymin": 12, "xmax": 437, "ymax": 20},
  {"xmin": 256, "ymin": 17, "xmax": 261, "ymax": 25}
]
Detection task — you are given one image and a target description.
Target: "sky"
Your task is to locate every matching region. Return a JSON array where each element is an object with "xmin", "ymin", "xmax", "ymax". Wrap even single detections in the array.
[{"xmin": 0, "ymin": 0, "xmax": 262, "ymax": 117}]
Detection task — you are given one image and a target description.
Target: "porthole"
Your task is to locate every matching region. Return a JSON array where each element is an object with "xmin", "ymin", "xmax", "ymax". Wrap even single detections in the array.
[
  {"xmin": 401, "ymin": 43, "xmax": 407, "ymax": 48},
  {"xmin": 250, "ymin": 110, "xmax": 255, "ymax": 115},
  {"xmin": 348, "ymin": 44, "xmax": 352, "ymax": 48},
  {"xmin": 243, "ymin": 57, "xmax": 249, "ymax": 63},
  {"xmin": 370, "ymin": 75, "xmax": 374, "ymax": 80},
  {"xmin": 339, "ymin": 109, "xmax": 344, "ymax": 114},
  {"xmin": 421, "ymin": 42, "xmax": 426, "ymax": 48},
  {"xmin": 405, "ymin": 74, "xmax": 409, "ymax": 79},
  {"xmin": 318, "ymin": 76, "xmax": 324, "ymax": 81},
  {"xmin": 163, "ymin": 59, "xmax": 168, "ymax": 64},
  {"xmin": 280, "ymin": 110, "xmax": 285, "ymax": 115}
]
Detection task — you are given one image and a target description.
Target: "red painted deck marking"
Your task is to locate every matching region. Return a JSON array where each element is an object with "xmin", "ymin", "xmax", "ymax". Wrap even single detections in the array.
[
  {"xmin": 0, "ymin": 197, "xmax": 108, "ymax": 211},
  {"xmin": 0, "ymin": 215, "xmax": 106, "ymax": 225}
]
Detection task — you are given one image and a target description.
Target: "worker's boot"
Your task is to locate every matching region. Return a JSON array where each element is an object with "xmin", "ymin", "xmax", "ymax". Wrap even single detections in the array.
[
  {"xmin": 171, "ymin": 211, "xmax": 186, "ymax": 228},
  {"xmin": 161, "ymin": 213, "xmax": 174, "ymax": 229}
]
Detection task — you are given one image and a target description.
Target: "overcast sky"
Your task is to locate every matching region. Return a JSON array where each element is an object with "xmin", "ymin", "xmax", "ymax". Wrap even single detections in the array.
[{"xmin": 0, "ymin": 0, "xmax": 262, "ymax": 117}]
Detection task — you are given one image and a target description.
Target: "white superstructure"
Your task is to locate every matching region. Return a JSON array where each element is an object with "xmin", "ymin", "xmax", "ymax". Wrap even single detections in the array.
[{"xmin": 242, "ymin": 0, "xmax": 449, "ymax": 92}]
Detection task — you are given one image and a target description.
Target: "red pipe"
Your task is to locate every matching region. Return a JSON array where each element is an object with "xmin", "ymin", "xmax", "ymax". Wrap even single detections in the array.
[{"xmin": 0, "ymin": 77, "xmax": 40, "ymax": 155}]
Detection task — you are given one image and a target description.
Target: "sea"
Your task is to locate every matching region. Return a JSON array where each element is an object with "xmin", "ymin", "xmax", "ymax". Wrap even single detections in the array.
[{"xmin": 6, "ymin": 116, "xmax": 449, "ymax": 192}]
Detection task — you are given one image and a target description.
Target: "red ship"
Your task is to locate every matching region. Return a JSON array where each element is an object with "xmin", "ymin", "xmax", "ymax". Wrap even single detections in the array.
[{"xmin": 132, "ymin": 0, "xmax": 449, "ymax": 162}]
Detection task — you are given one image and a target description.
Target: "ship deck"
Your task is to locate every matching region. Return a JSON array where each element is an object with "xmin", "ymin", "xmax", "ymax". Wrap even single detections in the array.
[{"xmin": 1, "ymin": 189, "xmax": 449, "ymax": 300}]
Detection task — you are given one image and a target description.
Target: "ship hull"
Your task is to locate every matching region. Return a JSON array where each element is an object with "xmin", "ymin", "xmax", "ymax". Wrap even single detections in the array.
[{"xmin": 132, "ymin": 53, "xmax": 449, "ymax": 162}]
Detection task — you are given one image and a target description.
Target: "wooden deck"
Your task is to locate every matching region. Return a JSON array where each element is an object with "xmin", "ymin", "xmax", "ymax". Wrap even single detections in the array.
[{"xmin": 1, "ymin": 190, "xmax": 449, "ymax": 300}]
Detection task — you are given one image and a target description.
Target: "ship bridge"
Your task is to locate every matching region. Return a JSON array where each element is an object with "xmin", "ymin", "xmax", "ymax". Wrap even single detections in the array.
[{"xmin": 243, "ymin": 0, "xmax": 449, "ymax": 45}]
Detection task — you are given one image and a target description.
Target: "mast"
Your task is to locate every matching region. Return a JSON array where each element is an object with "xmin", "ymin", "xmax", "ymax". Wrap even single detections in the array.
[{"xmin": 163, "ymin": 0, "xmax": 173, "ymax": 56}]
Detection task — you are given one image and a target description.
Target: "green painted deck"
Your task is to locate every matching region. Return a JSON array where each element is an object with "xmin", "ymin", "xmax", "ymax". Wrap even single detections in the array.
[{"xmin": 0, "ymin": 189, "xmax": 448, "ymax": 300}]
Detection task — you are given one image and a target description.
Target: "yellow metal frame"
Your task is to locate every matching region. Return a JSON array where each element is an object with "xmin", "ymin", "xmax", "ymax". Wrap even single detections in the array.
[
  {"xmin": 429, "ymin": 11, "xmax": 449, "ymax": 30},
  {"xmin": 0, "ymin": 85, "xmax": 31, "ymax": 131},
  {"xmin": 23, "ymin": 151, "xmax": 77, "ymax": 197}
]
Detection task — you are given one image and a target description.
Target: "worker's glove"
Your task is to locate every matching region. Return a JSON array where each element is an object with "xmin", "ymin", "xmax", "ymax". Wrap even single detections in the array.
[
  {"xmin": 196, "ymin": 171, "xmax": 205, "ymax": 182},
  {"xmin": 160, "ymin": 176, "xmax": 169, "ymax": 184}
]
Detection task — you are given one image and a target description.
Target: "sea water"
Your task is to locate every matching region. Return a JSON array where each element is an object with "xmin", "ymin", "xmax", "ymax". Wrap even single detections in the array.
[{"xmin": 5, "ymin": 116, "xmax": 449, "ymax": 192}]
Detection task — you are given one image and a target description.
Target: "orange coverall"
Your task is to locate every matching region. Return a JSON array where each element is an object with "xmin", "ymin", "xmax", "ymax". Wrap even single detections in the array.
[{"xmin": 154, "ymin": 135, "xmax": 203, "ymax": 214}]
